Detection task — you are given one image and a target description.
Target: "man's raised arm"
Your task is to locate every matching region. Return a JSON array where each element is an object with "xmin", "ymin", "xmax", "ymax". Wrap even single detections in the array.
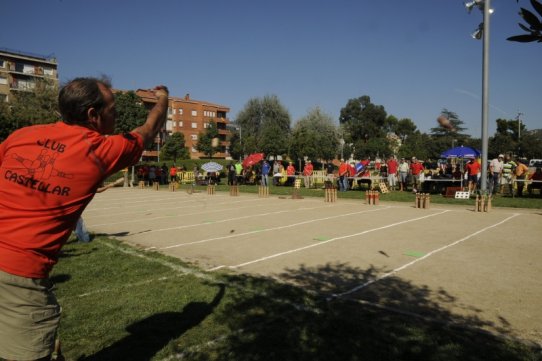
[{"xmin": 133, "ymin": 86, "xmax": 169, "ymax": 145}]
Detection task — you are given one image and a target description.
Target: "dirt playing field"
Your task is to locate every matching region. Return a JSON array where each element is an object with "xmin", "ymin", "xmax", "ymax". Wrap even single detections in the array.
[{"xmin": 83, "ymin": 187, "xmax": 542, "ymax": 346}]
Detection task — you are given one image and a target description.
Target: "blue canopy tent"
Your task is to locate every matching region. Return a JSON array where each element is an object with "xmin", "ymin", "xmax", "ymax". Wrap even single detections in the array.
[
  {"xmin": 440, "ymin": 146, "xmax": 481, "ymax": 159},
  {"xmin": 440, "ymin": 146, "xmax": 481, "ymax": 188}
]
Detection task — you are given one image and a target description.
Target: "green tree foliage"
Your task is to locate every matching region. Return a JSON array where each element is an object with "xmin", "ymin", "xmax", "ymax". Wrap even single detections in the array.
[
  {"xmin": 394, "ymin": 118, "xmax": 418, "ymax": 143},
  {"xmin": 339, "ymin": 95, "xmax": 387, "ymax": 144},
  {"xmin": 289, "ymin": 107, "xmax": 340, "ymax": 162},
  {"xmin": 196, "ymin": 120, "xmax": 220, "ymax": 159},
  {"xmin": 235, "ymin": 95, "xmax": 291, "ymax": 157},
  {"xmin": 227, "ymin": 131, "xmax": 242, "ymax": 161},
  {"xmin": 353, "ymin": 137, "xmax": 391, "ymax": 160},
  {"xmin": 430, "ymin": 109, "xmax": 468, "ymax": 137},
  {"xmin": 9, "ymin": 78, "xmax": 58, "ymax": 128},
  {"xmin": 508, "ymin": 0, "xmax": 542, "ymax": 43},
  {"xmin": 397, "ymin": 132, "xmax": 432, "ymax": 160},
  {"xmin": 488, "ymin": 118, "xmax": 542, "ymax": 158},
  {"xmin": 160, "ymin": 132, "xmax": 189, "ymax": 163},
  {"xmin": 114, "ymin": 91, "xmax": 148, "ymax": 135},
  {"xmin": 0, "ymin": 101, "xmax": 16, "ymax": 142}
]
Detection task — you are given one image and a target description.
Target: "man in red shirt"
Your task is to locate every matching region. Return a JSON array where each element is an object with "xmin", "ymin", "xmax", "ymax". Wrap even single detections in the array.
[
  {"xmin": 386, "ymin": 156, "xmax": 398, "ymax": 191},
  {"xmin": 338, "ymin": 159, "xmax": 349, "ymax": 191},
  {"xmin": 409, "ymin": 157, "xmax": 425, "ymax": 193},
  {"xmin": 464, "ymin": 157, "xmax": 481, "ymax": 193},
  {"xmin": 286, "ymin": 162, "xmax": 296, "ymax": 186},
  {"xmin": 302, "ymin": 160, "xmax": 313, "ymax": 188},
  {"xmin": 0, "ymin": 77, "xmax": 168, "ymax": 361}
]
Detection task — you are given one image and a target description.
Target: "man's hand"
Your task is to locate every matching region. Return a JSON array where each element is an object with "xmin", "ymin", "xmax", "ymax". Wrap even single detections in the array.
[
  {"xmin": 133, "ymin": 85, "xmax": 170, "ymax": 145},
  {"xmin": 153, "ymin": 85, "xmax": 169, "ymax": 98}
]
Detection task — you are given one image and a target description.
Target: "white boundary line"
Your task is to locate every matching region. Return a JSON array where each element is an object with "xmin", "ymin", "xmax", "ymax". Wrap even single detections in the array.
[
  {"xmin": 85, "ymin": 197, "xmax": 264, "ymax": 221},
  {"xmin": 209, "ymin": 209, "xmax": 449, "ymax": 271},
  {"xmin": 161, "ymin": 207, "xmax": 392, "ymax": 251},
  {"xmin": 136, "ymin": 205, "xmax": 332, "ymax": 235},
  {"xmin": 332, "ymin": 213, "xmax": 521, "ymax": 299}
]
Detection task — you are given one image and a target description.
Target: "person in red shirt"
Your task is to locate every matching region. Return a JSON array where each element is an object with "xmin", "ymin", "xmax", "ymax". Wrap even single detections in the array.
[
  {"xmin": 302, "ymin": 160, "xmax": 313, "ymax": 188},
  {"xmin": 464, "ymin": 157, "xmax": 481, "ymax": 193},
  {"xmin": 0, "ymin": 77, "xmax": 169, "ymax": 361},
  {"xmin": 386, "ymin": 156, "xmax": 399, "ymax": 191},
  {"xmin": 409, "ymin": 157, "xmax": 425, "ymax": 193},
  {"xmin": 286, "ymin": 162, "xmax": 296, "ymax": 186},
  {"xmin": 338, "ymin": 159, "xmax": 349, "ymax": 191},
  {"xmin": 169, "ymin": 165, "xmax": 178, "ymax": 183}
]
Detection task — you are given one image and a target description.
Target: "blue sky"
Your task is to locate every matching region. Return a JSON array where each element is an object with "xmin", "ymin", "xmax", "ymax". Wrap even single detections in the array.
[{"xmin": 3, "ymin": 0, "xmax": 541, "ymax": 137}]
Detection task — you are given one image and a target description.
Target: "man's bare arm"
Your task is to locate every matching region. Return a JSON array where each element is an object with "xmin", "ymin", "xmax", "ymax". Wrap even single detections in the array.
[{"xmin": 133, "ymin": 86, "xmax": 169, "ymax": 146}]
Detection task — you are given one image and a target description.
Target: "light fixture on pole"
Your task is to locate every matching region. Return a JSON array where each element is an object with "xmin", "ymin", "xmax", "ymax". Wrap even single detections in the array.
[{"xmin": 465, "ymin": 0, "xmax": 492, "ymax": 193}]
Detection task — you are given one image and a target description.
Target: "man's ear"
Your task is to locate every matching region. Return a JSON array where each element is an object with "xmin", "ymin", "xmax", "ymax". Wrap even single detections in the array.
[{"xmin": 87, "ymin": 107, "xmax": 100, "ymax": 128}]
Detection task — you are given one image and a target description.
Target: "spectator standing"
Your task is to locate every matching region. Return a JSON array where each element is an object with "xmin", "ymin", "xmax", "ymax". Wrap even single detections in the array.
[
  {"xmin": 169, "ymin": 164, "xmax": 178, "ymax": 183},
  {"xmin": 501, "ymin": 155, "xmax": 517, "ymax": 195},
  {"xmin": 261, "ymin": 160, "xmax": 271, "ymax": 187},
  {"xmin": 464, "ymin": 157, "xmax": 481, "ymax": 193},
  {"xmin": 0, "ymin": 78, "xmax": 168, "ymax": 361},
  {"xmin": 528, "ymin": 167, "xmax": 542, "ymax": 196},
  {"xmin": 386, "ymin": 156, "xmax": 398, "ymax": 191},
  {"xmin": 409, "ymin": 157, "xmax": 425, "ymax": 193},
  {"xmin": 514, "ymin": 159, "xmax": 529, "ymax": 197},
  {"xmin": 338, "ymin": 159, "xmax": 349, "ymax": 191},
  {"xmin": 302, "ymin": 160, "xmax": 313, "ymax": 188},
  {"xmin": 286, "ymin": 162, "xmax": 296, "ymax": 186},
  {"xmin": 398, "ymin": 157, "xmax": 409, "ymax": 191},
  {"xmin": 489, "ymin": 154, "xmax": 504, "ymax": 195}
]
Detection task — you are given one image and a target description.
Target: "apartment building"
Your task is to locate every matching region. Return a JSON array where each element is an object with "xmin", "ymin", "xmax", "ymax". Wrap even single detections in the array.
[
  {"xmin": 0, "ymin": 48, "xmax": 58, "ymax": 103},
  {"xmin": 136, "ymin": 89, "xmax": 231, "ymax": 160}
]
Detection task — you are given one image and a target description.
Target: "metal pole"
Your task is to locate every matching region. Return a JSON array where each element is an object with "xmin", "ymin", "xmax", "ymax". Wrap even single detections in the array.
[{"xmin": 480, "ymin": 0, "xmax": 490, "ymax": 193}]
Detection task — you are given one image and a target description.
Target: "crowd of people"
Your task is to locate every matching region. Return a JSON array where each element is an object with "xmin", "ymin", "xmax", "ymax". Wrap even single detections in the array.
[{"xmin": 201, "ymin": 154, "xmax": 542, "ymax": 197}]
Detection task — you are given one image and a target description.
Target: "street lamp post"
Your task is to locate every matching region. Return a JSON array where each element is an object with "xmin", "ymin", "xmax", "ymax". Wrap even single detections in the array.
[{"xmin": 466, "ymin": 0, "xmax": 491, "ymax": 193}]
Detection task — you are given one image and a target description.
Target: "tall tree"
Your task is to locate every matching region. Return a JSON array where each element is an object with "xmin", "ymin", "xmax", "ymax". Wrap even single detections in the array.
[
  {"xmin": 339, "ymin": 95, "xmax": 387, "ymax": 144},
  {"xmin": 114, "ymin": 91, "xmax": 148, "ymax": 134},
  {"xmin": 289, "ymin": 107, "xmax": 340, "ymax": 162},
  {"xmin": 235, "ymin": 95, "xmax": 291, "ymax": 157},
  {"xmin": 430, "ymin": 109, "xmax": 467, "ymax": 136},
  {"xmin": 394, "ymin": 118, "xmax": 418, "ymax": 143},
  {"xmin": 9, "ymin": 78, "xmax": 58, "ymax": 128},
  {"xmin": 0, "ymin": 101, "xmax": 15, "ymax": 142},
  {"xmin": 196, "ymin": 120, "xmax": 220, "ymax": 158},
  {"xmin": 161, "ymin": 132, "xmax": 189, "ymax": 163}
]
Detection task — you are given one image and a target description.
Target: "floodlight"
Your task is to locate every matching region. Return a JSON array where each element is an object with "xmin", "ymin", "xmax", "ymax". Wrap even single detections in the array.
[{"xmin": 471, "ymin": 23, "xmax": 484, "ymax": 39}]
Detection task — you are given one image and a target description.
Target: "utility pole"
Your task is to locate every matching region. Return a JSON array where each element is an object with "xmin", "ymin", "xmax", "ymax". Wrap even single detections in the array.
[{"xmin": 516, "ymin": 111, "xmax": 523, "ymax": 157}]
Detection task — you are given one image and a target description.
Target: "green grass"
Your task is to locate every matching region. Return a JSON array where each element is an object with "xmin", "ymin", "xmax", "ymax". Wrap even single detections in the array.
[{"xmin": 51, "ymin": 236, "xmax": 542, "ymax": 360}]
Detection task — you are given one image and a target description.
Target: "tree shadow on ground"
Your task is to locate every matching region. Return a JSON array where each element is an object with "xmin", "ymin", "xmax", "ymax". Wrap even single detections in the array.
[
  {"xmin": 182, "ymin": 263, "xmax": 538, "ymax": 361},
  {"xmin": 78, "ymin": 284, "xmax": 225, "ymax": 361}
]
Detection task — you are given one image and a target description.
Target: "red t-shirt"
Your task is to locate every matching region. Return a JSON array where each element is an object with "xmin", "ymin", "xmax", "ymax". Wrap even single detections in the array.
[
  {"xmin": 410, "ymin": 162, "xmax": 424, "ymax": 175},
  {"xmin": 465, "ymin": 161, "xmax": 481, "ymax": 176},
  {"xmin": 387, "ymin": 159, "xmax": 398, "ymax": 174},
  {"xmin": 0, "ymin": 122, "xmax": 144, "ymax": 278}
]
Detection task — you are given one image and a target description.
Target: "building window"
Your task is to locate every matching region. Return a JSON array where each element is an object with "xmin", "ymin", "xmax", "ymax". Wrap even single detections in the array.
[
  {"xmin": 191, "ymin": 110, "xmax": 197, "ymax": 117},
  {"xmin": 0, "ymin": 76, "xmax": 7, "ymax": 85},
  {"xmin": 166, "ymin": 120, "xmax": 173, "ymax": 131},
  {"xmin": 204, "ymin": 123, "xmax": 210, "ymax": 129},
  {"xmin": 191, "ymin": 122, "xmax": 197, "ymax": 129},
  {"xmin": 191, "ymin": 134, "xmax": 198, "ymax": 140},
  {"xmin": 179, "ymin": 108, "xmax": 183, "ymax": 115},
  {"xmin": 167, "ymin": 107, "xmax": 172, "ymax": 115},
  {"xmin": 178, "ymin": 121, "xmax": 183, "ymax": 127},
  {"xmin": 0, "ymin": 60, "xmax": 5, "ymax": 68},
  {"xmin": 0, "ymin": 94, "xmax": 7, "ymax": 102}
]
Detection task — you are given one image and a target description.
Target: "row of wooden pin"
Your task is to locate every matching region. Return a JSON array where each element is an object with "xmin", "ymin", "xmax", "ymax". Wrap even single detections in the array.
[
  {"xmin": 415, "ymin": 193, "xmax": 430, "ymax": 209},
  {"xmin": 258, "ymin": 186, "xmax": 269, "ymax": 198},
  {"xmin": 475, "ymin": 194, "xmax": 492, "ymax": 212},
  {"xmin": 365, "ymin": 190, "xmax": 380, "ymax": 205}
]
